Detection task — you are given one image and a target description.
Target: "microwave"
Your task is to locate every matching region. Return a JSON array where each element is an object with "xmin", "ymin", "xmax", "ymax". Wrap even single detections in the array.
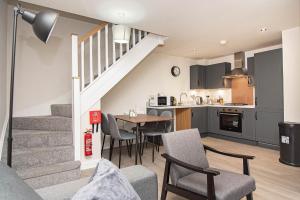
[{"xmin": 149, "ymin": 96, "xmax": 175, "ymax": 106}]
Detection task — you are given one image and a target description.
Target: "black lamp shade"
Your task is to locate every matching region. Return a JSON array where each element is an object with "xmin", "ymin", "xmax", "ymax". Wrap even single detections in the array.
[{"xmin": 22, "ymin": 10, "xmax": 58, "ymax": 43}]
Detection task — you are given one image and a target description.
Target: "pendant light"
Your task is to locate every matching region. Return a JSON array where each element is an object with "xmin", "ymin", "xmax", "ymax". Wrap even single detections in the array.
[{"xmin": 112, "ymin": 24, "xmax": 131, "ymax": 44}]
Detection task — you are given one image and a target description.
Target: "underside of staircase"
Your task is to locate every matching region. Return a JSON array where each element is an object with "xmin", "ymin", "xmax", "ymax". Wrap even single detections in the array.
[{"xmin": 2, "ymin": 104, "xmax": 80, "ymax": 189}]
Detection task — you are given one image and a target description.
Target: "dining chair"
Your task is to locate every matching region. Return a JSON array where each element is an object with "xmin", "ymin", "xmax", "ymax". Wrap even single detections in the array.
[
  {"xmin": 100, "ymin": 113, "xmax": 110, "ymax": 157},
  {"xmin": 161, "ymin": 128, "xmax": 256, "ymax": 200},
  {"xmin": 132, "ymin": 109, "xmax": 158, "ymax": 133},
  {"xmin": 142, "ymin": 110, "xmax": 172, "ymax": 162},
  {"xmin": 107, "ymin": 114, "xmax": 137, "ymax": 168}
]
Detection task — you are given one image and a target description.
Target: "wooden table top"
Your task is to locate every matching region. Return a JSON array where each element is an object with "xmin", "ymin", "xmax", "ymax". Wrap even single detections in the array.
[{"xmin": 115, "ymin": 114, "xmax": 173, "ymax": 124}]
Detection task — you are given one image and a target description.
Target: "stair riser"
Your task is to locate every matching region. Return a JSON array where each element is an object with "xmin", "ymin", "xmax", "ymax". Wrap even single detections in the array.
[
  {"xmin": 12, "ymin": 147, "xmax": 74, "ymax": 170},
  {"xmin": 13, "ymin": 133, "xmax": 73, "ymax": 149},
  {"xmin": 51, "ymin": 104, "xmax": 72, "ymax": 118},
  {"xmin": 24, "ymin": 168, "xmax": 80, "ymax": 189},
  {"xmin": 13, "ymin": 117, "xmax": 72, "ymax": 131}
]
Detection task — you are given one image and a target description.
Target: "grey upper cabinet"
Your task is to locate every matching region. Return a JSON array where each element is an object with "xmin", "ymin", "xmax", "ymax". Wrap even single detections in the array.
[
  {"xmin": 191, "ymin": 107, "xmax": 207, "ymax": 134},
  {"xmin": 205, "ymin": 63, "xmax": 231, "ymax": 89},
  {"xmin": 247, "ymin": 57, "xmax": 255, "ymax": 77},
  {"xmin": 190, "ymin": 65, "xmax": 206, "ymax": 89},
  {"xmin": 254, "ymin": 48, "xmax": 284, "ymax": 146}
]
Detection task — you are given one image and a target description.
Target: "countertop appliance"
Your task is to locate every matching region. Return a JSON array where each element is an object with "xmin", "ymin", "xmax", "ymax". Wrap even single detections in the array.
[
  {"xmin": 150, "ymin": 96, "xmax": 175, "ymax": 106},
  {"xmin": 219, "ymin": 108, "xmax": 243, "ymax": 133}
]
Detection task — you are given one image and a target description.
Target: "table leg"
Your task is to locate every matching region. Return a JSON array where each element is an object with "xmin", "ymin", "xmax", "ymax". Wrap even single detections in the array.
[{"xmin": 135, "ymin": 123, "xmax": 139, "ymax": 165}]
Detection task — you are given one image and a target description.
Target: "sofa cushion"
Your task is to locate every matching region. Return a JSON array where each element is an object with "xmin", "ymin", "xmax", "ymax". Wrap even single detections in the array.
[
  {"xmin": 177, "ymin": 168, "xmax": 256, "ymax": 200},
  {"xmin": 0, "ymin": 162, "xmax": 42, "ymax": 200},
  {"xmin": 72, "ymin": 159, "xmax": 141, "ymax": 200}
]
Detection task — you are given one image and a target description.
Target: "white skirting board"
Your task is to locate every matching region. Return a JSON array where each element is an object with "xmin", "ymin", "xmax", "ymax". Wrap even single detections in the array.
[
  {"xmin": 0, "ymin": 115, "xmax": 8, "ymax": 160},
  {"xmin": 80, "ymin": 158, "xmax": 100, "ymax": 170}
]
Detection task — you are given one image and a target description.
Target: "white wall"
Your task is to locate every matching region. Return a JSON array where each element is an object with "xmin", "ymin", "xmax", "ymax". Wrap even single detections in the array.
[
  {"xmin": 6, "ymin": 5, "xmax": 96, "ymax": 117},
  {"xmin": 282, "ymin": 27, "xmax": 300, "ymax": 123},
  {"xmin": 0, "ymin": 0, "xmax": 8, "ymax": 157},
  {"xmin": 101, "ymin": 52, "xmax": 195, "ymax": 114}
]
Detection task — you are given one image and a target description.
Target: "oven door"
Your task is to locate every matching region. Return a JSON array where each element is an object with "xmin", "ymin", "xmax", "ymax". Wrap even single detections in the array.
[{"xmin": 219, "ymin": 112, "xmax": 242, "ymax": 133}]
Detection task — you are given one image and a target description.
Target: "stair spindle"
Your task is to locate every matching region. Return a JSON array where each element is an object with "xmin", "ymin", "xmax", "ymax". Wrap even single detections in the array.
[
  {"xmin": 120, "ymin": 43, "xmax": 123, "ymax": 58},
  {"xmin": 139, "ymin": 30, "xmax": 142, "ymax": 42},
  {"xmin": 113, "ymin": 42, "xmax": 116, "ymax": 63},
  {"xmin": 89, "ymin": 36, "xmax": 93, "ymax": 83},
  {"xmin": 105, "ymin": 24, "xmax": 109, "ymax": 69},
  {"xmin": 97, "ymin": 30, "xmax": 101, "ymax": 76},
  {"xmin": 132, "ymin": 28, "xmax": 136, "ymax": 46},
  {"xmin": 80, "ymin": 41, "xmax": 85, "ymax": 90}
]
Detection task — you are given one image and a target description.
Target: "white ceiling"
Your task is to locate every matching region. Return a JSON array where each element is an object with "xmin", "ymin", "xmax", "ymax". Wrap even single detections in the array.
[{"xmin": 21, "ymin": 0, "xmax": 300, "ymax": 58}]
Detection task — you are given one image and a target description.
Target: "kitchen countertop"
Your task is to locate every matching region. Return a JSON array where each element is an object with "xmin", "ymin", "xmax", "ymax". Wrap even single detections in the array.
[{"xmin": 147, "ymin": 104, "xmax": 255, "ymax": 109}]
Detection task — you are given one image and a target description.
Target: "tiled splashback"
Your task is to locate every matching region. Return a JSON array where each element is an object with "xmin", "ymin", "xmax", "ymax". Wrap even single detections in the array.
[{"xmin": 189, "ymin": 88, "xmax": 232, "ymax": 104}]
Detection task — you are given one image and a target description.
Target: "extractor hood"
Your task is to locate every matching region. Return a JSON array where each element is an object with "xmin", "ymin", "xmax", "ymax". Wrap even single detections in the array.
[{"xmin": 223, "ymin": 52, "xmax": 248, "ymax": 78}]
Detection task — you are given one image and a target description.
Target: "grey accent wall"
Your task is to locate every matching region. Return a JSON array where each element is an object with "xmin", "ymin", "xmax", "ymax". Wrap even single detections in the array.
[{"xmin": 0, "ymin": 0, "xmax": 8, "ymax": 139}]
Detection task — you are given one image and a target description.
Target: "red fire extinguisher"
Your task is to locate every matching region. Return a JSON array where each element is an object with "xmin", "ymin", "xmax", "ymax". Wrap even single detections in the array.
[{"xmin": 84, "ymin": 129, "xmax": 92, "ymax": 156}]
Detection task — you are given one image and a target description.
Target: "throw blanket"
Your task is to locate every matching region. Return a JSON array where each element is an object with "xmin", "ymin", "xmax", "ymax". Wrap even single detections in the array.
[{"xmin": 72, "ymin": 159, "xmax": 141, "ymax": 200}]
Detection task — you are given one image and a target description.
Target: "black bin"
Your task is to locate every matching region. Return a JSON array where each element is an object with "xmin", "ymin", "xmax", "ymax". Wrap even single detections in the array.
[{"xmin": 278, "ymin": 122, "xmax": 300, "ymax": 167}]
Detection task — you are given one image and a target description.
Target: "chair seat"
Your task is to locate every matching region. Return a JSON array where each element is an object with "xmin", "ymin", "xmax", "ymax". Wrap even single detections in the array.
[
  {"xmin": 143, "ymin": 131, "xmax": 165, "ymax": 137},
  {"xmin": 177, "ymin": 168, "xmax": 255, "ymax": 200},
  {"xmin": 119, "ymin": 129, "xmax": 136, "ymax": 140}
]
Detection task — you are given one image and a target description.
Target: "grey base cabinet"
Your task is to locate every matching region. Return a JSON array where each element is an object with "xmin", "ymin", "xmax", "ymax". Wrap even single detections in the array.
[
  {"xmin": 207, "ymin": 107, "xmax": 219, "ymax": 133},
  {"xmin": 255, "ymin": 111, "xmax": 283, "ymax": 145},
  {"xmin": 191, "ymin": 107, "xmax": 207, "ymax": 134}
]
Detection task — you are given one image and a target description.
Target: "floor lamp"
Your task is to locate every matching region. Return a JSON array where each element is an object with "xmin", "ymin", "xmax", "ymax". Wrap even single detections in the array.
[{"xmin": 7, "ymin": 4, "xmax": 58, "ymax": 167}]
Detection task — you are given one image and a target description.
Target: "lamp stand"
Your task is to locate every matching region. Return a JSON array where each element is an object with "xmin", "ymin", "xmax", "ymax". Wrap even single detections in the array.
[{"xmin": 7, "ymin": 7, "xmax": 20, "ymax": 167}]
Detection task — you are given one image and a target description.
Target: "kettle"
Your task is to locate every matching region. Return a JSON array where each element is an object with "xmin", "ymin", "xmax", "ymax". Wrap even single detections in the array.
[{"xmin": 195, "ymin": 96, "xmax": 203, "ymax": 105}]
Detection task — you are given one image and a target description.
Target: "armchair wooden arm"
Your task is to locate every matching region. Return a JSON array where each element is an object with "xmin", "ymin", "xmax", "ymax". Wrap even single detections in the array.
[
  {"xmin": 161, "ymin": 153, "xmax": 219, "ymax": 200},
  {"xmin": 161, "ymin": 153, "xmax": 220, "ymax": 176},
  {"xmin": 203, "ymin": 145, "xmax": 255, "ymax": 175}
]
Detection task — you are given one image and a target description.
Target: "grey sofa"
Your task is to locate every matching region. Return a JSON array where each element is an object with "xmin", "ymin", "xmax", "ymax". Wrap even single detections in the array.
[{"xmin": 0, "ymin": 162, "xmax": 158, "ymax": 200}]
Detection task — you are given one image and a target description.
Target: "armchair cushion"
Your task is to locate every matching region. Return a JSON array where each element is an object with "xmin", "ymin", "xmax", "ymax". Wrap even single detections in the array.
[
  {"xmin": 177, "ymin": 169, "xmax": 255, "ymax": 200},
  {"xmin": 162, "ymin": 129, "xmax": 209, "ymax": 185}
]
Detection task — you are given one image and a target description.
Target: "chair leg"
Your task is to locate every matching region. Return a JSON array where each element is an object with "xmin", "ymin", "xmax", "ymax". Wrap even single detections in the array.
[
  {"xmin": 152, "ymin": 137, "xmax": 155, "ymax": 163},
  {"xmin": 246, "ymin": 193, "xmax": 253, "ymax": 200},
  {"xmin": 126, "ymin": 140, "xmax": 131, "ymax": 156},
  {"xmin": 129, "ymin": 140, "xmax": 132, "ymax": 157},
  {"xmin": 101, "ymin": 134, "xmax": 106, "ymax": 157},
  {"xmin": 109, "ymin": 138, "xmax": 115, "ymax": 161},
  {"xmin": 142, "ymin": 135, "xmax": 146, "ymax": 155},
  {"xmin": 119, "ymin": 140, "xmax": 122, "ymax": 168}
]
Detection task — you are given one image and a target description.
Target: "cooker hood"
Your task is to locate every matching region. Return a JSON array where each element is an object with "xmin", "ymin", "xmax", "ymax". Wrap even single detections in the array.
[{"xmin": 223, "ymin": 52, "xmax": 248, "ymax": 78}]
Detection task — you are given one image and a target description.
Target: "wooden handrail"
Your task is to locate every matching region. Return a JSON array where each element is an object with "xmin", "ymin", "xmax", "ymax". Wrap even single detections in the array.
[{"xmin": 78, "ymin": 21, "xmax": 108, "ymax": 44}]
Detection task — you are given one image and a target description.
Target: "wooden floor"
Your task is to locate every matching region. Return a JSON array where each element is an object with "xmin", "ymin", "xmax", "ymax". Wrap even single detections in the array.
[{"xmin": 82, "ymin": 137, "xmax": 300, "ymax": 200}]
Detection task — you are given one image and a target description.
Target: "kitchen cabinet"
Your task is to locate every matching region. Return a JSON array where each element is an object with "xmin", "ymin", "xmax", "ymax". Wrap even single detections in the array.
[
  {"xmin": 205, "ymin": 63, "xmax": 231, "ymax": 89},
  {"xmin": 247, "ymin": 57, "xmax": 255, "ymax": 86},
  {"xmin": 207, "ymin": 107, "xmax": 219, "ymax": 133},
  {"xmin": 241, "ymin": 109, "xmax": 255, "ymax": 140},
  {"xmin": 191, "ymin": 107, "xmax": 207, "ymax": 134},
  {"xmin": 190, "ymin": 65, "xmax": 206, "ymax": 89},
  {"xmin": 254, "ymin": 48, "xmax": 283, "ymax": 146}
]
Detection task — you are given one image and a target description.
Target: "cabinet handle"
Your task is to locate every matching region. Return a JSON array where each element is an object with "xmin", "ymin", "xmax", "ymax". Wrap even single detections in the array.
[
  {"xmin": 255, "ymin": 111, "xmax": 257, "ymax": 120},
  {"xmin": 217, "ymin": 110, "xmax": 219, "ymax": 117}
]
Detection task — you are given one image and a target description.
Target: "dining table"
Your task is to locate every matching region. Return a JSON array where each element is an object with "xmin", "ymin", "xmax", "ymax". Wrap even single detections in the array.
[{"xmin": 115, "ymin": 114, "xmax": 173, "ymax": 165}]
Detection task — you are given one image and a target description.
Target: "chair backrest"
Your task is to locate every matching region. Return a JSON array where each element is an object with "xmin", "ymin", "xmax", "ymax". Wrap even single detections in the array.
[
  {"xmin": 144, "ymin": 109, "xmax": 158, "ymax": 128},
  {"xmin": 157, "ymin": 111, "xmax": 172, "ymax": 132},
  {"xmin": 107, "ymin": 114, "xmax": 122, "ymax": 140},
  {"xmin": 162, "ymin": 129, "xmax": 209, "ymax": 185},
  {"xmin": 101, "ymin": 113, "xmax": 110, "ymax": 135}
]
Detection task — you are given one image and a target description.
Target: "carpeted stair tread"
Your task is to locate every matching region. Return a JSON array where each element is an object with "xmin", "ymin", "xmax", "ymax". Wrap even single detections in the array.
[
  {"xmin": 12, "ymin": 129, "xmax": 73, "ymax": 149},
  {"xmin": 17, "ymin": 160, "xmax": 81, "ymax": 180},
  {"xmin": 51, "ymin": 104, "xmax": 72, "ymax": 118},
  {"xmin": 13, "ymin": 116, "xmax": 72, "ymax": 131},
  {"xmin": 9, "ymin": 145, "xmax": 74, "ymax": 170}
]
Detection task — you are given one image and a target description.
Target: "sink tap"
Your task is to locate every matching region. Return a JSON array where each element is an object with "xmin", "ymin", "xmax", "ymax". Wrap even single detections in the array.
[{"xmin": 179, "ymin": 92, "xmax": 188, "ymax": 105}]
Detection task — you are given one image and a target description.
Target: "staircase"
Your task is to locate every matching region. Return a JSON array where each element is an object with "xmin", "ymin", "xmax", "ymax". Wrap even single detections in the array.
[
  {"xmin": 71, "ymin": 23, "xmax": 167, "ymax": 162},
  {"xmin": 3, "ymin": 104, "xmax": 80, "ymax": 189}
]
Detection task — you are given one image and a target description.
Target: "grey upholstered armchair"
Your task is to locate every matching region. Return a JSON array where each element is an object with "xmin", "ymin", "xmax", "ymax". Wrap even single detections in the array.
[{"xmin": 161, "ymin": 129, "xmax": 256, "ymax": 200}]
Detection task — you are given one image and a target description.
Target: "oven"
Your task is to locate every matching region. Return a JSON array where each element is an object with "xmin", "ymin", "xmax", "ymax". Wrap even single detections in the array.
[{"xmin": 219, "ymin": 110, "xmax": 243, "ymax": 133}]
